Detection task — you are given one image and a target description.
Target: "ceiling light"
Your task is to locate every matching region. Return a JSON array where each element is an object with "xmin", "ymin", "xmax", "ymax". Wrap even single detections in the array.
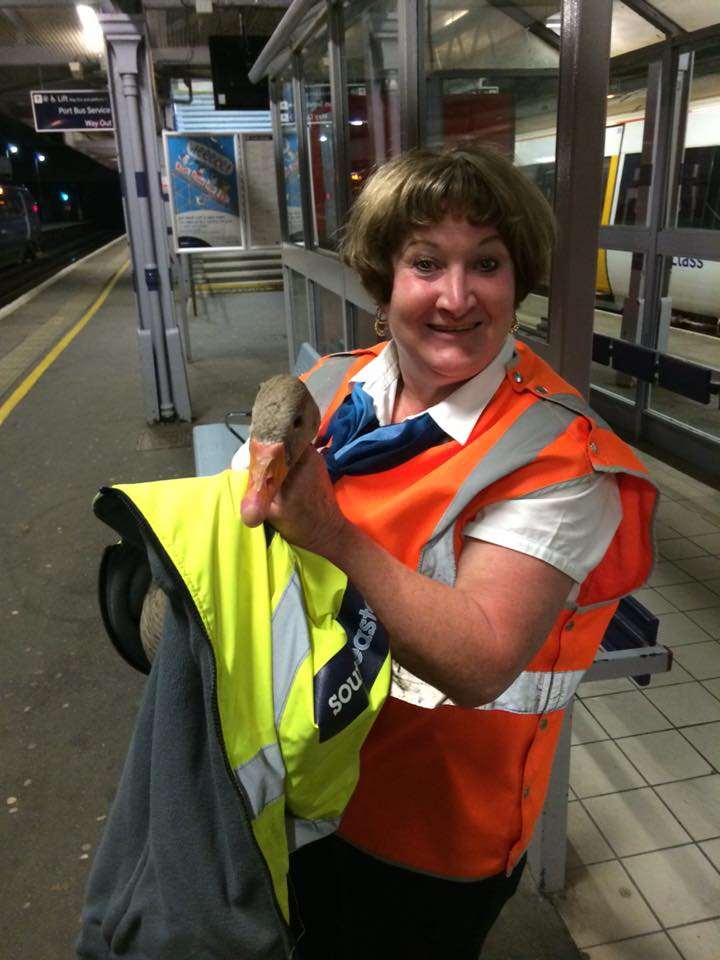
[
  {"xmin": 76, "ymin": 5, "xmax": 104, "ymax": 55},
  {"xmin": 8, "ymin": 143, "xmax": 18, "ymax": 154},
  {"xmin": 545, "ymin": 11, "xmax": 561, "ymax": 35},
  {"xmin": 36, "ymin": 153, "xmax": 46, "ymax": 162}
]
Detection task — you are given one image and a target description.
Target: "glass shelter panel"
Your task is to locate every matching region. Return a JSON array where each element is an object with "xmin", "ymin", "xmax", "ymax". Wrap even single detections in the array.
[
  {"xmin": 353, "ymin": 303, "xmax": 381, "ymax": 347},
  {"xmin": 278, "ymin": 69, "xmax": 304, "ymax": 243},
  {"xmin": 344, "ymin": 0, "xmax": 401, "ymax": 204},
  {"xmin": 314, "ymin": 283, "xmax": 345, "ymax": 354},
  {"xmin": 424, "ymin": 1, "xmax": 561, "ymax": 344},
  {"xmin": 289, "ymin": 269, "xmax": 313, "ymax": 358},
  {"xmin": 673, "ymin": 44, "xmax": 720, "ymax": 231},
  {"xmin": 590, "ymin": 249, "xmax": 648, "ymax": 406},
  {"xmin": 303, "ymin": 35, "xmax": 338, "ymax": 249},
  {"xmin": 648, "ymin": 257, "xmax": 720, "ymax": 443}
]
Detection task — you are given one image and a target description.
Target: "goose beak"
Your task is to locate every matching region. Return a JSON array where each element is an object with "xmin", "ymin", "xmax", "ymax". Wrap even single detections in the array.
[{"xmin": 241, "ymin": 437, "xmax": 289, "ymax": 527}]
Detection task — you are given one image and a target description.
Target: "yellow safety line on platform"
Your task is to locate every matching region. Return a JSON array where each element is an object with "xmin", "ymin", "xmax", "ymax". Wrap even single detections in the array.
[{"xmin": 0, "ymin": 259, "xmax": 130, "ymax": 428}]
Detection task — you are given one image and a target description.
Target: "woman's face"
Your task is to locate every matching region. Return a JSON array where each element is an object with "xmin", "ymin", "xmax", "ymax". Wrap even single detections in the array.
[{"xmin": 385, "ymin": 217, "xmax": 516, "ymax": 396}]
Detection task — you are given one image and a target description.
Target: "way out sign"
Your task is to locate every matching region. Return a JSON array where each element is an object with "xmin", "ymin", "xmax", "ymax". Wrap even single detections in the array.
[{"xmin": 31, "ymin": 90, "xmax": 114, "ymax": 132}]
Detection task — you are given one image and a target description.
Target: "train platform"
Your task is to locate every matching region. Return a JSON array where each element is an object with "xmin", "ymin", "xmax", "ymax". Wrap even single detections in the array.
[{"xmin": 1, "ymin": 239, "xmax": 719, "ymax": 959}]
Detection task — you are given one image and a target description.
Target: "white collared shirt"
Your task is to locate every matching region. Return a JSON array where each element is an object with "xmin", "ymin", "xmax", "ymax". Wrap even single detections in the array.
[{"xmin": 349, "ymin": 336, "xmax": 516, "ymax": 444}]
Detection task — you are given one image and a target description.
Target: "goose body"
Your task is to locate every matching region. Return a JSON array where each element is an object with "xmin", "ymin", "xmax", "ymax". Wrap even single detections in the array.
[{"xmin": 138, "ymin": 375, "xmax": 320, "ymax": 663}]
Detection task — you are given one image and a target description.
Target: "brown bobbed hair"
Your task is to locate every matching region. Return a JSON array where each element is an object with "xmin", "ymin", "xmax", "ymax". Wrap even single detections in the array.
[{"xmin": 339, "ymin": 143, "xmax": 556, "ymax": 308}]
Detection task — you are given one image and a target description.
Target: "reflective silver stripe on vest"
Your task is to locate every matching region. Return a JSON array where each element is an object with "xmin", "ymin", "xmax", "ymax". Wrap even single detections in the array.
[
  {"xmin": 286, "ymin": 816, "xmax": 340, "ymax": 853},
  {"xmin": 271, "ymin": 571, "xmax": 311, "ymax": 725},
  {"xmin": 542, "ymin": 391, "xmax": 612, "ymax": 431},
  {"xmin": 235, "ymin": 743, "xmax": 285, "ymax": 818},
  {"xmin": 303, "ymin": 353, "xmax": 362, "ymax": 416},
  {"xmin": 418, "ymin": 401, "xmax": 579, "ymax": 586},
  {"xmin": 477, "ymin": 668, "xmax": 585, "ymax": 714}
]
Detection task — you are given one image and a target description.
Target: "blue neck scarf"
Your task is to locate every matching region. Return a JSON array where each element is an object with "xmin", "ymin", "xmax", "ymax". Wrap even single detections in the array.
[{"xmin": 319, "ymin": 383, "xmax": 450, "ymax": 483}]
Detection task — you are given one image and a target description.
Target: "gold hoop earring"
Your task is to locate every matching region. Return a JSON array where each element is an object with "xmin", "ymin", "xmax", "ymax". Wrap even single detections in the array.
[
  {"xmin": 374, "ymin": 306, "xmax": 389, "ymax": 339},
  {"xmin": 510, "ymin": 313, "xmax": 520, "ymax": 335}
]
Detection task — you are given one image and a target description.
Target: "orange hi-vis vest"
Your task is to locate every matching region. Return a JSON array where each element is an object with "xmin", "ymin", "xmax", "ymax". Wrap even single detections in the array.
[{"xmin": 302, "ymin": 340, "xmax": 658, "ymax": 880}]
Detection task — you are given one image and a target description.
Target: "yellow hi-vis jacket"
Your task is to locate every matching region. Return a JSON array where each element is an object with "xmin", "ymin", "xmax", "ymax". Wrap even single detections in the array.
[{"xmin": 79, "ymin": 469, "xmax": 390, "ymax": 959}]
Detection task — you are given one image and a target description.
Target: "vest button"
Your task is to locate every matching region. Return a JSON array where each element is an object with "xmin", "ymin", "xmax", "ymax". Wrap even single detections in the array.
[
  {"xmin": 539, "ymin": 718, "xmax": 548, "ymax": 730},
  {"xmin": 513, "ymin": 372, "xmax": 523, "ymax": 383},
  {"xmin": 566, "ymin": 620, "xmax": 575, "ymax": 631}
]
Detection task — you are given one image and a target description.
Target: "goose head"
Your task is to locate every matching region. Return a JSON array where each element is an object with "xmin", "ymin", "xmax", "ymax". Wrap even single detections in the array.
[{"xmin": 242, "ymin": 374, "xmax": 320, "ymax": 527}]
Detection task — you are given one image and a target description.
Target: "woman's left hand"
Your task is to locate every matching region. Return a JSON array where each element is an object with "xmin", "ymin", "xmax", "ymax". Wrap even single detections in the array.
[{"xmin": 263, "ymin": 447, "xmax": 350, "ymax": 557}]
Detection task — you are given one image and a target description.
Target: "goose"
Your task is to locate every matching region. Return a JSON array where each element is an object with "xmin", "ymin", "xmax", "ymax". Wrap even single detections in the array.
[{"xmin": 139, "ymin": 374, "xmax": 320, "ymax": 663}]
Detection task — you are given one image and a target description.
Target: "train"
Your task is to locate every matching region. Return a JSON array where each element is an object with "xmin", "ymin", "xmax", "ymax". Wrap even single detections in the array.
[
  {"xmin": 517, "ymin": 96, "xmax": 720, "ymax": 330},
  {"xmin": 0, "ymin": 183, "xmax": 41, "ymax": 267}
]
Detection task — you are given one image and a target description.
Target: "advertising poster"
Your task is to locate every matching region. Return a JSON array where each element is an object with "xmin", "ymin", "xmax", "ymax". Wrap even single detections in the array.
[
  {"xmin": 165, "ymin": 133, "xmax": 242, "ymax": 250},
  {"xmin": 281, "ymin": 129, "xmax": 303, "ymax": 239}
]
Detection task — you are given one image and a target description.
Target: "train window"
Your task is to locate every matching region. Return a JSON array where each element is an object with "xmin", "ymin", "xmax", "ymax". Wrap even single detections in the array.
[
  {"xmin": 344, "ymin": 0, "xmax": 400, "ymax": 205},
  {"xmin": 677, "ymin": 146, "xmax": 720, "ymax": 231},
  {"xmin": 7, "ymin": 193, "xmax": 24, "ymax": 216},
  {"xmin": 674, "ymin": 44, "xmax": 720, "ymax": 231},
  {"xmin": 519, "ymin": 162, "xmax": 555, "ymax": 208},
  {"xmin": 613, "ymin": 153, "xmax": 649, "ymax": 225}
]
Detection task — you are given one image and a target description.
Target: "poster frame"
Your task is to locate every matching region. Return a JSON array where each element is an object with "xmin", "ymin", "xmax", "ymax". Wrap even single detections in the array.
[
  {"xmin": 238, "ymin": 131, "xmax": 282, "ymax": 251},
  {"xmin": 163, "ymin": 129, "xmax": 245, "ymax": 254},
  {"xmin": 163, "ymin": 129, "xmax": 282, "ymax": 255}
]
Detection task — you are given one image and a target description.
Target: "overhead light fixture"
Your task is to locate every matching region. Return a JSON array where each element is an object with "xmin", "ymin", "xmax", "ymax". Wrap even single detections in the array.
[
  {"xmin": 8, "ymin": 143, "xmax": 18, "ymax": 154},
  {"xmin": 443, "ymin": 10, "xmax": 468, "ymax": 27},
  {"xmin": 36, "ymin": 153, "xmax": 46, "ymax": 162},
  {"xmin": 545, "ymin": 11, "xmax": 561, "ymax": 35},
  {"xmin": 76, "ymin": 4, "xmax": 104, "ymax": 55}
]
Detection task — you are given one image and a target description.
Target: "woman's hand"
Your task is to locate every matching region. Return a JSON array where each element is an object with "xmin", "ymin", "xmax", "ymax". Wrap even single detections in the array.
[{"xmin": 262, "ymin": 447, "xmax": 350, "ymax": 557}]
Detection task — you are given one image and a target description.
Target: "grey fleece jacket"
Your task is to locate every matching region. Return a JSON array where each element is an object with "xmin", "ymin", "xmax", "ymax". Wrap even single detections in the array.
[{"xmin": 76, "ymin": 562, "xmax": 294, "ymax": 959}]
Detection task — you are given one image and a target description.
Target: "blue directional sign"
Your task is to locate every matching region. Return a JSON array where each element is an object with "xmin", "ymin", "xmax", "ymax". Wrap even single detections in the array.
[{"xmin": 30, "ymin": 90, "xmax": 114, "ymax": 133}]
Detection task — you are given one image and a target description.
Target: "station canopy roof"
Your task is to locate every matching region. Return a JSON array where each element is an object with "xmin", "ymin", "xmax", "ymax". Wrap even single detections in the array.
[
  {"xmin": 0, "ymin": 0, "xmax": 288, "ymax": 168},
  {"xmin": 0, "ymin": 0, "xmax": 716, "ymax": 169}
]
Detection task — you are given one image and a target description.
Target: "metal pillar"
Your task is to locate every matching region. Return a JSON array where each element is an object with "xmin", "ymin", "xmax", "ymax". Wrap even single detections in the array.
[
  {"xmin": 547, "ymin": 0, "xmax": 613, "ymax": 397},
  {"xmin": 101, "ymin": 13, "xmax": 192, "ymax": 422}
]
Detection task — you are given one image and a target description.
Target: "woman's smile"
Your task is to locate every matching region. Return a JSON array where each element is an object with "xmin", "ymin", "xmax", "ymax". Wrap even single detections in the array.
[{"xmin": 426, "ymin": 320, "xmax": 483, "ymax": 335}]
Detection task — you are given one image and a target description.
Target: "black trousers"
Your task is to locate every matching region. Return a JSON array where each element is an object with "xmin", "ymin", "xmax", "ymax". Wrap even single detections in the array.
[{"xmin": 289, "ymin": 834, "xmax": 526, "ymax": 959}]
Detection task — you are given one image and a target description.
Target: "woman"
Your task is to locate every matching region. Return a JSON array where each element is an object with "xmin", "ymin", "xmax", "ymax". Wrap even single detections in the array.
[{"xmin": 239, "ymin": 144, "xmax": 656, "ymax": 958}]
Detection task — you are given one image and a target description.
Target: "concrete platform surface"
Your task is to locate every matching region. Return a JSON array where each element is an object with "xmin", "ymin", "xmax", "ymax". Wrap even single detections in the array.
[{"xmin": 0, "ymin": 247, "xmax": 580, "ymax": 958}]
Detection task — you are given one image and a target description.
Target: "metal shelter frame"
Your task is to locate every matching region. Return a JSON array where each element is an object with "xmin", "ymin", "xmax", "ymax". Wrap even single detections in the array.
[{"xmin": 254, "ymin": 0, "xmax": 720, "ymax": 478}]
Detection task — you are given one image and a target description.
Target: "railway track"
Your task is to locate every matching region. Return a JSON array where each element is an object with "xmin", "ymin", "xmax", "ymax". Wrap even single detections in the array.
[{"xmin": 0, "ymin": 227, "xmax": 123, "ymax": 309}]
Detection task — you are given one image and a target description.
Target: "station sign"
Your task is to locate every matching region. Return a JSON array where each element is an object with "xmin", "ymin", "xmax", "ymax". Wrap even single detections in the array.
[{"xmin": 30, "ymin": 90, "xmax": 114, "ymax": 133}]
